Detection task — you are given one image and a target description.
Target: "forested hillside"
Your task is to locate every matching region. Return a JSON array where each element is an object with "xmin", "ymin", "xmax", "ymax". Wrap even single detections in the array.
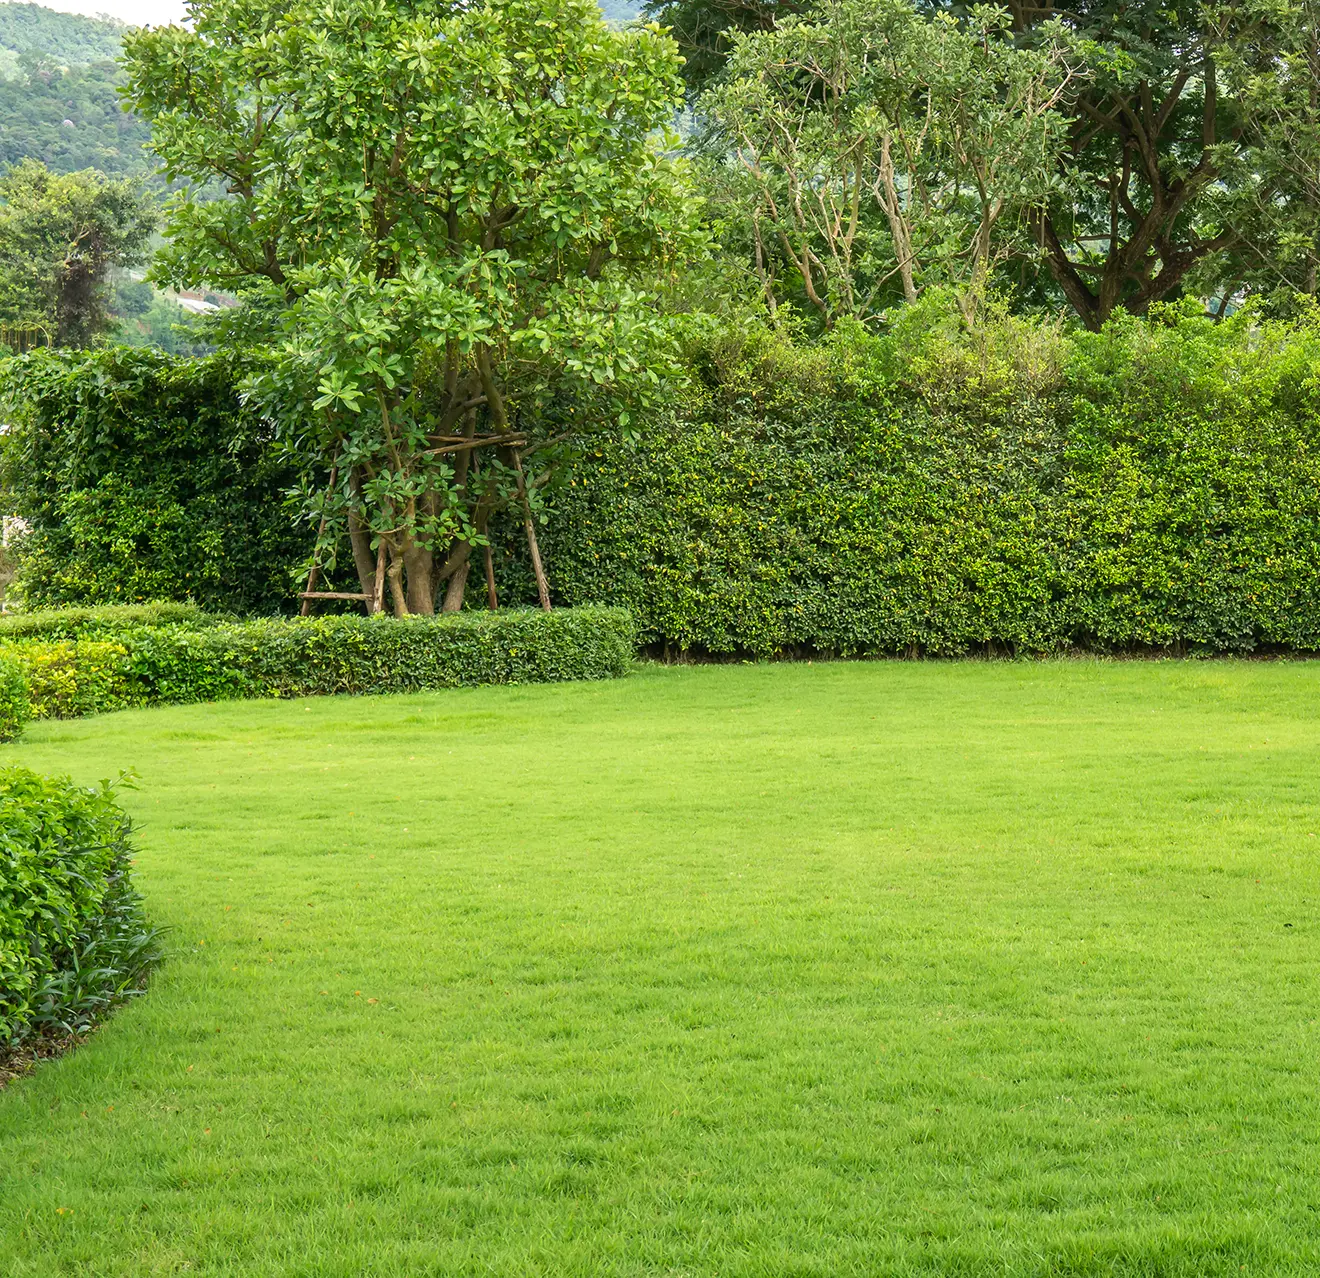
[
  {"xmin": 0, "ymin": 0, "xmax": 636, "ymax": 183},
  {"xmin": 0, "ymin": 4, "xmax": 153, "ymax": 180},
  {"xmin": 0, "ymin": 2, "xmax": 123, "ymax": 69},
  {"xmin": 0, "ymin": 57, "xmax": 151, "ymax": 177}
]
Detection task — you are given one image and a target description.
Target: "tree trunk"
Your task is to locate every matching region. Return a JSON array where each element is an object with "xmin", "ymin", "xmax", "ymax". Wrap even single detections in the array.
[
  {"xmin": 442, "ymin": 557, "xmax": 471, "ymax": 612},
  {"xmin": 404, "ymin": 539, "xmax": 435, "ymax": 615},
  {"xmin": 385, "ymin": 547, "xmax": 407, "ymax": 615},
  {"xmin": 483, "ymin": 542, "xmax": 498, "ymax": 610}
]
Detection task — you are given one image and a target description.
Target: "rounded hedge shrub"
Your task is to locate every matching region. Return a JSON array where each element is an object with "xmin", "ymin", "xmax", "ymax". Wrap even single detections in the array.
[{"xmin": 0, "ymin": 654, "xmax": 29, "ymax": 742}]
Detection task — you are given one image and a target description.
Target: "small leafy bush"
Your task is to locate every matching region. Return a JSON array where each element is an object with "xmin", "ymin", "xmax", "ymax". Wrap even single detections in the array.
[
  {"xmin": 0, "ymin": 767, "xmax": 159, "ymax": 1049},
  {"xmin": 0, "ymin": 641, "xmax": 135, "ymax": 719},
  {"xmin": 0, "ymin": 656, "xmax": 29, "ymax": 742},
  {"xmin": 0, "ymin": 602, "xmax": 218, "ymax": 642}
]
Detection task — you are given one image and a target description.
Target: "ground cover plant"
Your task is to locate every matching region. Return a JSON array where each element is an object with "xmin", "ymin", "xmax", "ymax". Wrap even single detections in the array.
[{"xmin": 0, "ymin": 661, "xmax": 1317, "ymax": 1275}]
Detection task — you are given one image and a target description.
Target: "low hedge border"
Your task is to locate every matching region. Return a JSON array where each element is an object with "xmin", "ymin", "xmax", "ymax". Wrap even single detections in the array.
[
  {"xmin": 0, "ymin": 602, "xmax": 218, "ymax": 642},
  {"xmin": 0, "ymin": 607, "xmax": 636, "ymax": 719}
]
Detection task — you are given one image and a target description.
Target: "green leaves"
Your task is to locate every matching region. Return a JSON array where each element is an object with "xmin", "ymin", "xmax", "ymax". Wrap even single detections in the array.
[
  {"xmin": 0, "ymin": 159, "xmax": 157, "ymax": 348},
  {"xmin": 696, "ymin": 0, "xmax": 1077, "ymax": 327}
]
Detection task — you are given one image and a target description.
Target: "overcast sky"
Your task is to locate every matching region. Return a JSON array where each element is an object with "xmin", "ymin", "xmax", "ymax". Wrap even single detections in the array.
[{"xmin": 19, "ymin": 0, "xmax": 187, "ymax": 25}]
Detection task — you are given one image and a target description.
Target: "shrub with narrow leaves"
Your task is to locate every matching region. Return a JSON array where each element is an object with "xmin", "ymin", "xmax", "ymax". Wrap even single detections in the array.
[{"xmin": 0, "ymin": 767, "xmax": 159, "ymax": 1048}]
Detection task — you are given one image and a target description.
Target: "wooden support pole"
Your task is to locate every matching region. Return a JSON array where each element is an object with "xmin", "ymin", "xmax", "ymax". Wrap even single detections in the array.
[
  {"xmin": 372, "ymin": 540, "xmax": 387, "ymax": 615},
  {"xmin": 484, "ymin": 542, "xmax": 498, "ymax": 611},
  {"xmin": 513, "ymin": 450, "xmax": 550, "ymax": 612}
]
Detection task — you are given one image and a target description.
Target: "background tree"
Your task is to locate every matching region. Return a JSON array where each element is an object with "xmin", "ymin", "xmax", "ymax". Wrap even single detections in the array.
[
  {"xmin": 123, "ymin": 0, "xmax": 701, "ymax": 615},
  {"xmin": 1008, "ymin": 0, "xmax": 1320, "ymax": 328},
  {"xmin": 0, "ymin": 159, "xmax": 155, "ymax": 347},
  {"xmin": 656, "ymin": 0, "xmax": 1320, "ymax": 327},
  {"xmin": 698, "ymin": 0, "xmax": 1077, "ymax": 326},
  {"xmin": 642, "ymin": 0, "xmax": 802, "ymax": 93}
]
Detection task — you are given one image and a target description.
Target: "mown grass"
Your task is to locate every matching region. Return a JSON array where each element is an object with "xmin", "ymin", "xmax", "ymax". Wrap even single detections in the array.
[{"xmin": 1, "ymin": 660, "xmax": 1319, "ymax": 1276}]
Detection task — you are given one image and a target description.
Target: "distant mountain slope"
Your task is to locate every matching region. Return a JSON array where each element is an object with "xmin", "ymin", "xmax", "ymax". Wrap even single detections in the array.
[
  {"xmin": 599, "ymin": 0, "xmax": 641, "ymax": 20},
  {"xmin": 0, "ymin": 58, "xmax": 152, "ymax": 177},
  {"xmin": 0, "ymin": 4, "xmax": 152, "ymax": 179}
]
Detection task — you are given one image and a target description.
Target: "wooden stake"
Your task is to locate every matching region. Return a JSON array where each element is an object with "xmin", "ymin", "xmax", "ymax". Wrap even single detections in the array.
[
  {"xmin": 300, "ymin": 454, "xmax": 339, "ymax": 616},
  {"xmin": 484, "ymin": 542, "xmax": 498, "ymax": 610},
  {"xmin": 513, "ymin": 450, "xmax": 550, "ymax": 611},
  {"xmin": 372, "ymin": 541, "xmax": 387, "ymax": 615}
]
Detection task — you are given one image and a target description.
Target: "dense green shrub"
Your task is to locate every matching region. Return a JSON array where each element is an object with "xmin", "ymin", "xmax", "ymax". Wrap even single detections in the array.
[
  {"xmin": 0, "ymin": 656, "xmax": 29, "ymax": 742},
  {"xmin": 0, "ymin": 767, "xmax": 159, "ymax": 1048},
  {"xmin": 0, "ymin": 608, "xmax": 635, "ymax": 717},
  {"xmin": 0, "ymin": 348, "xmax": 310, "ymax": 614},
  {"xmin": 523, "ymin": 304, "xmax": 1320, "ymax": 654},
  {"xmin": 0, "ymin": 601, "xmax": 218, "ymax": 642}
]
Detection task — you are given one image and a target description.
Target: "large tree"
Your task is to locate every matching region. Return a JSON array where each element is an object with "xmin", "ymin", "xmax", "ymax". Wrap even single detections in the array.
[
  {"xmin": 123, "ymin": 0, "xmax": 700, "ymax": 615},
  {"xmin": 665, "ymin": 0, "xmax": 1320, "ymax": 327},
  {"xmin": 698, "ymin": 0, "xmax": 1076, "ymax": 326},
  {"xmin": 0, "ymin": 159, "xmax": 155, "ymax": 348},
  {"xmin": 1008, "ymin": 0, "xmax": 1320, "ymax": 327}
]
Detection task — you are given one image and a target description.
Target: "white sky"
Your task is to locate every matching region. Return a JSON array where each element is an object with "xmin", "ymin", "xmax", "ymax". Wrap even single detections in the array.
[{"xmin": 12, "ymin": 0, "xmax": 187, "ymax": 26}]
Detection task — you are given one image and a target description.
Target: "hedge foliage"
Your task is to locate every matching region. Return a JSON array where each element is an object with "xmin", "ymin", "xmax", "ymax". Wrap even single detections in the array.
[
  {"xmin": 0, "ymin": 608, "xmax": 635, "ymax": 718},
  {"xmin": 1, "ymin": 641, "xmax": 133, "ymax": 719},
  {"xmin": 0, "ymin": 348, "xmax": 309, "ymax": 614},
  {"xmin": 0, "ymin": 767, "xmax": 159, "ymax": 1048},
  {"xmin": 0, "ymin": 602, "xmax": 217, "ymax": 642},
  {"xmin": 530, "ymin": 303, "xmax": 1320, "ymax": 654}
]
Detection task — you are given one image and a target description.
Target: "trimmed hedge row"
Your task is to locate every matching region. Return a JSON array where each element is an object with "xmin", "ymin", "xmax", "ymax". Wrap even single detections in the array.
[
  {"xmin": 524, "ymin": 305, "xmax": 1320, "ymax": 655},
  {"xmin": 0, "ymin": 608, "xmax": 636, "ymax": 719},
  {"xmin": 0, "ymin": 767, "xmax": 158, "ymax": 1049},
  {"xmin": 0, "ymin": 602, "xmax": 217, "ymax": 642}
]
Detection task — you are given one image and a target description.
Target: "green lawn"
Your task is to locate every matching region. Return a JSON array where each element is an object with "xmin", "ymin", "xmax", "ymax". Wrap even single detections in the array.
[{"xmin": 2, "ymin": 661, "xmax": 1319, "ymax": 1276}]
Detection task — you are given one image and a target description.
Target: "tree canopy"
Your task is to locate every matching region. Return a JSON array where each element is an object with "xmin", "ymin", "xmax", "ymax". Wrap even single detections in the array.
[
  {"xmin": 661, "ymin": 0, "xmax": 1320, "ymax": 325},
  {"xmin": 699, "ymin": 0, "xmax": 1078, "ymax": 324}
]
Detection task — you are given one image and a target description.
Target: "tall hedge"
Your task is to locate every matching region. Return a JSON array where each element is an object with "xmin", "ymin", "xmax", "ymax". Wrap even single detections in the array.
[
  {"xmin": 525, "ymin": 304, "xmax": 1320, "ymax": 654},
  {"xmin": 0, "ymin": 348, "xmax": 310, "ymax": 614}
]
